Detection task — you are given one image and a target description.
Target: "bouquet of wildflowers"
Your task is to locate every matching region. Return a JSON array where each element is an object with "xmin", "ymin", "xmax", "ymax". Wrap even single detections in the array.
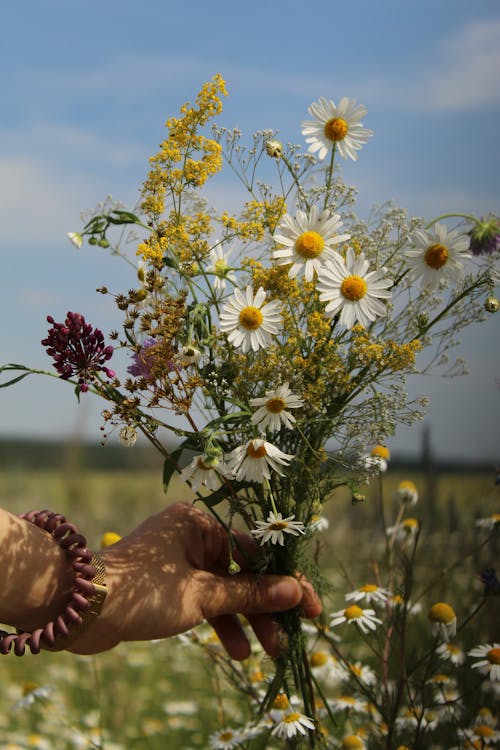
[{"xmin": 3, "ymin": 75, "xmax": 499, "ymax": 747}]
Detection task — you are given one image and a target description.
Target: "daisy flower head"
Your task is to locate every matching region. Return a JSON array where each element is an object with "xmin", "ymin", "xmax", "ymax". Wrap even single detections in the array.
[
  {"xmin": 340, "ymin": 733, "xmax": 367, "ymax": 749},
  {"xmin": 428, "ymin": 602, "xmax": 457, "ymax": 642},
  {"xmin": 225, "ymin": 439, "xmax": 294, "ymax": 484},
  {"xmin": 469, "ymin": 643, "xmax": 500, "ymax": 681},
  {"xmin": 219, "ymin": 286, "xmax": 282, "ymax": 353},
  {"xmin": 476, "ymin": 513, "xmax": 500, "ymax": 531},
  {"xmin": 251, "ymin": 511, "xmax": 305, "ymax": 546},
  {"xmin": 405, "ymin": 222, "xmax": 471, "ymax": 291},
  {"xmin": 345, "ymin": 583, "xmax": 390, "ymax": 607},
  {"xmin": 250, "ymin": 383, "xmax": 303, "ymax": 432},
  {"xmin": 393, "ymin": 480, "xmax": 418, "ymax": 506},
  {"xmin": 308, "ymin": 650, "xmax": 343, "ymax": 685},
  {"xmin": 330, "ymin": 605, "xmax": 382, "ymax": 634},
  {"xmin": 437, "ymin": 641, "xmax": 466, "ymax": 666},
  {"xmin": 464, "ymin": 723, "xmax": 500, "ymax": 746},
  {"xmin": 272, "ymin": 206, "xmax": 350, "ymax": 282},
  {"xmin": 387, "ymin": 517, "xmax": 419, "ymax": 544},
  {"xmin": 180, "ymin": 453, "xmax": 230, "ymax": 492},
  {"xmin": 271, "ymin": 712, "xmax": 315, "ymax": 740},
  {"xmin": 209, "ymin": 727, "xmax": 244, "ymax": 749},
  {"xmin": 317, "ymin": 248, "xmax": 392, "ymax": 329},
  {"xmin": 207, "ymin": 245, "xmax": 236, "ymax": 292},
  {"xmin": 301, "ymin": 96, "xmax": 373, "ymax": 161}
]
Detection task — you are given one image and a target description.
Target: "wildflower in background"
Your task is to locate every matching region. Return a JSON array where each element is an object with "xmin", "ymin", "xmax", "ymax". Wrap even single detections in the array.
[
  {"xmin": 119, "ymin": 425, "xmax": 137, "ymax": 447},
  {"xmin": 177, "ymin": 345, "xmax": 202, "ymax": 365},
  {"xmin": 12, "ymin": 684, "xmax": 53, "ymax": 711},
  {"xmin": 469, "ymin": 643, "xmax": 500, "ymax": 681},
  {"xmin": 127, "ymin": 338, "xmax": 158, "ymax": 378},
  {"xmin": 219, "ymin": 286, "xmax": 282, "ymax": 353},
  {"xmin": 308, "ymin": 650, "xmax": 343, "ymax": 685},
  {"xmin": 339, "ymin": 734, "xmax": 367, "ymax": 749},
  {"xmin": 437, "ymin": 642, "xmax": 466, "ymax": 666},
  {"xmin": 207, "ymin": 245, "xmax": 236, "ymax": 292},
  {"xmin": 469, "ymin": 215, "xmax": 500, "ymax": 256},
  {"xmin": 100, "ymin": 532, "xmax": 122, "ymax": 548},
  {"xmin": 343, "ymin": 661, "xmax": 377, "ymax": 686},
  {"xmin": 250, "ymin": 383, "xmax": 303, "ymax": 432},
  {"xmin": 330, "ymin": 695, "xmax": 367, "ymax": 714},
  {"xmin": 309, "ymin": 514, "xmax": 330, "ymax": 533},
  {"xmin": 475, "ymin": 708, "xmax": 497, "ymax": 727},
  {"xmin": 428, "ymin": 602, "xmax": 457, "ymax": 641},
  {"xmin": 67, "ymin": 231, "xmax": 83, "ymax": 248},
  {"xmin": 209, "ymin": 727, "xmax": 244, "ymax": 749},
  {"xmin": 464, "ymin": 723, "xmax": 500, "ymax": 746},
  {"xmin": 301, "ymin": 96, "xmax": 373, "ymax": 161},
  {"xmin": 387, "ymin": 517, "xmax": 419, "ymax": 543},
  {"xmin": 317, "ymin": 248, "xmax": 392, "ymax": 329},
  {"xmin": 180, "ymin": 453, "xmax": 230, "ymax": 492},
  {"xmin": 330, "ymin": 604, "xmax": 382, "ymax": 634},
  {"xmin": 476, "ymin": 513, "xmax": 500, "ymax": 531},
  {"xmin": 345, "ymin": 583, "xmax": 390, "ymax": 607},
  {"xmin": 42, "ymin": 312, "xmax": 114, "ymax": 393},
  {"xmin": 272, "ymin": 206, "xmax": 350, "ymax": 281},
  {"xmin": 393, "ymin": 479, "xmax": 418, "ymax": 505},
  {"xmin": 478, "ymin": 567, "xmax": 500, "ymax": 596},
  {"xmin": 250, "ymin": 511, "xmax": 305, "ymax": 546},
  {"xmin": 225, "ymin": 439, "xmax": 293, "ymax": 483},
  {"xmin": 485, "ymin": 295, "xmax": 500, "ymax": 313},
  {"xmin": 271, "ymin": 712, "xmax": 315, "ymax": 740},
  {"xmin": 405, "ymin": 222, "xmax": 471, "ymax": 291}
]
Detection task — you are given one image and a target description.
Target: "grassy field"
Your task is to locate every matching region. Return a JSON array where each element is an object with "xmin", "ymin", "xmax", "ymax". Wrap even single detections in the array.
[{"xmin": 1, "ymin": 464, "xmax": 498, "ymax": 748}]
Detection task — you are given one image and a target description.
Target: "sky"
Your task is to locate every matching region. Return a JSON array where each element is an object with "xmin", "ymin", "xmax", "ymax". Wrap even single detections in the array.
[{"xmin": 1, "ymin": 0, "xmax": 499, "ymax": 461}]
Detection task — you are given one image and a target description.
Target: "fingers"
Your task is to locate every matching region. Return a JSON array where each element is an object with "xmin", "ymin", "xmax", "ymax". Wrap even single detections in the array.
[
  {"xmin": 208, "ymin": 614, "xmax": 252, "ymax": 661},
  {"xmin": 200, "ymin": 573, "xmax": 303, "ymax": 622}
]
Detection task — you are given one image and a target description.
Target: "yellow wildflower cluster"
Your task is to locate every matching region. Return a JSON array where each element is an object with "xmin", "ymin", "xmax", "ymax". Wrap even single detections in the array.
[
  {"xmin": 350, "ymin": 326, "xmax": 421, "ymax": 372},
  {"xmin": 246, "ymin": 259, "xmax": 299, "ymax": 300},
  {"xmin": 219, "ymin": 211, "xmax": 266, "ymax": 243},
  {"xmin": 242, "ymin": 196, "xmax": 286, "ymax": 235}
]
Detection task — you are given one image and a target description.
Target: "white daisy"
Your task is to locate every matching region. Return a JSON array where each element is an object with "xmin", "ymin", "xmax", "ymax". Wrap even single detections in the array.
[
  {"xmin": 393, "ymin": 480, "xmax": 419, "ymax": 506},
  {"xmin": 405, "ymin": 222, "xmax": 471, "ymax": 291},
  {"xmin": 386, "ymin": 517, "xmax": 420, "ymax": 544},
  {"xmin": 271, "ymin": 712, "xmax": 315, "ymax": 739},
  {"xmin": 464, "ymin": 724, "xmax": 500, "ymax": 746},
  {"xmin": 342, "ymin": 661, "xmax": 377, "ymax": 687},
  {"xmin": 330, "ymin": 605, "xmax": 382, "ymax": 634},
  {"xmin": 301, "ymin": 96, "xmax": 373, "ymax": 161},
  {"xmin": 345, "ymin": 584, "xmax": 390, "ymax": 607},
  {"xmin": 207, "ymin": 245, "xmax": 236, "ymax": 293},
  {"xmin": 339, "ymin": 734, "xmax": 367, "ymax": 749},
  {"xmin": 251, "ymin": 511, "xmax": 305, "ymax": 546},
  {"xmin": 225, "ymin": 439, "xmax": 294, "ymax": 483},
  {"xmin": 209, "ymin": 727, "xmax": 243, "ymax": 749},
  {"xmin": 317, "ymin": 248, "xmax": 392, "ymax": 328},
  {"xmin": 308, "ymin": 650, "xmax": 343, "ymax": 685},
  {"xmin": 250, "ymin": 383, "xmax": 303, "ymax": 432},
  {"xmin": 437, "ymin": 642, "xmax": 466, "ymax": 666},
  {"xmin": 219, "ymin": 286, "xmax": 282, "ymax": 353},
  {"xmin": 67, "ymin": 231, "xmax": 83, "ymax": 248},
  {"xmin": 476, "ymin": 513, "xmax": 500, "ymax": 530},
  {"xmin": 469, "ymin": 643, "xmax": 500, "ymax": 681},
  {"xmin": 330, "ymin": 695, "xmax": 367, "ymax": 714},
  {"xmin": 179, "ymin": 453, "xmax": 229, "ymax": 492},
  {"xmin": 272, "ymin": 206, "xmax": 350, "ymax": 281},
  {"xmin": 428, "ymin": 602, "xmax": 457, "ymax": 642}
]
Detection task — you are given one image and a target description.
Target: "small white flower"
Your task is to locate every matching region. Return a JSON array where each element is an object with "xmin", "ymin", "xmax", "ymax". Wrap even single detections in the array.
[
  {"xmin": 330, "ymin": 605, "xmax": 382, "ymax": 634},
  {"xmin": 345, "ymin": 584, "xmax": 390, "ymax": 607},
  {"xmin": 342, "ymin": 661, "xmax": 377, "ymax": 686},
  {"xmin": 469, "ymin": 643, "xmax": 500, "ymax": 681},
  {"xmin": 209, "ymin": 727, "xmax": 244, "ymax": 749},
  {"xmin": 119, "ymin": 425, "xmax": 138, "ymax": 447},
  {"xmin": 250, "ymin": 383, "xmax": 303, "ymax": 432},
  {"xmin": 180, "ymin": 454, "xmax": 230, "ymax": 492},
  {"xmin": 301, "ymin": 96, "xmax": 373, "ymax": 161},
  {"xmin": 207, "ymin": 245, "xmax": 236, "ymax": 292},
  {"xmin": 428, "ymin": 602, "xmax": 457, "ymax": 642},
  {"xmin": 67, "ymin": 231, "xmax": 83, "ymax": 248},
  {"xmin": 225, "ymin": 439, "xmax": 293, "ymax": 484},
  {"xmin": 251, "ymin": 511, "xmax": 305, "ymax": 547},
  {"xmin": 177, "ymin": 345, "xmax": 202, "ymax": 365},
  {"xmin": 437, "ymin": 642, "xmax": 466, "ymax": 666},
  {"xmin": 405, "ymin": 222, "xmax": 471, "ymax": 291},
  {"xmin": 308, "ymin": 650, "xmax": 343, "ymax": 685},
  {"xmin": 317, "ymin": 248, "xmax": 392, "ymax": 329},
  {"xmin": 12, "ymin": 684, "xmax": 53, "ymax": 711},
  {"xmin": 272, "ymin": 206, "xmax": 350, "ymax": 281},
  {"xmin": 386, "ymin": 517, "xmax": 419, "ymax": 543},
  {"xmin": 393, "ymin": 480, "xmax": 418, "ymax": 506},
  {"xmin": 271, "ymin": 711, "xmax": 315, "ymax": 739},
  {"xmin": 309, "ymin": 514, "xmax": 330, "ymax": 533},
  {"xmin": 476, "ymin": 513, "xmax": 500, "ymax": 530},
  {"xmin": 219, "ymin": 286, "xmax": 282, "ymax": 353},
  {"xmin": 330, "ymin": 695, "xmax": 367, "ymax": 713}
]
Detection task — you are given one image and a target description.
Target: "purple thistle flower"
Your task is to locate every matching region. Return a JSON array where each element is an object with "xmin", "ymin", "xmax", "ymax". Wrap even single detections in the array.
[
  {"xmin": 469, "ymin": 216, "xmax": 500, "ymax": 256},
  {"xmin": 127, "ymin": 337, "xmax": 175, "ymax": 381},
  {"xmin": 42, "ymin": 312, "xmax": 115, "ymax": 393}
]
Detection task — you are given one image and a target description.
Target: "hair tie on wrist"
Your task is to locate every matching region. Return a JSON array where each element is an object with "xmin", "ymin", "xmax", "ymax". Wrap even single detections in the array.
[{"xmin": 0, "ymin": 510, "xmax": 107, "ymax": 656}]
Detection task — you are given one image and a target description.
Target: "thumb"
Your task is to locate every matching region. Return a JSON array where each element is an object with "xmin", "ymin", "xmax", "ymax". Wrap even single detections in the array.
[{"xmin": 201, "ymin": 573, "xmax": 303, "ymax": 620}]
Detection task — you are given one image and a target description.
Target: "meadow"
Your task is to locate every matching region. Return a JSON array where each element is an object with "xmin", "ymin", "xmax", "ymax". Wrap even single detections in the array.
[{"xmin": 1, "ymin": 457, "xmax": 498, "ymax": 749}]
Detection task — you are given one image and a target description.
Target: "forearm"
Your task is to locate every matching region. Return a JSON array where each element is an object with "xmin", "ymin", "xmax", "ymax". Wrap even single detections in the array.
[{"xmin": 0, "ymin": 508, "xmax": 74, "ymax": 631}]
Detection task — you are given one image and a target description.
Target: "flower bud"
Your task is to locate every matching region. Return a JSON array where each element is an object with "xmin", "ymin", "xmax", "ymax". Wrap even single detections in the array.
[
  {"xmin": 67, "ymin": 231, "xmax": 83, "ymax": 248},
  {"xmin": 265, "ymin": 139, "xmax": 283, "ymax": 159},
  {"xmin": 98, "ymin": 238, "xmax": 110, "ymax": 248},
  {"xmin": 484, "ymin": 295, "xmax": 499, "ymax": 313},
  {"xmin": 119, "ymin": 425, "xmax": 138, "ymax": 447}
]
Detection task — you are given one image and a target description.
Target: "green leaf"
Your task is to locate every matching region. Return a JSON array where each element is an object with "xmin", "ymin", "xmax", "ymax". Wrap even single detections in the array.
[
  {"xmin": 0, "ymin": 372, "xmax": 32, "ymax": 388},
  {"xmin": 162, "ymin": 448, "xmax": 183, "ymax": 494},
  {"xmin": 107, "ymin": 210, "xmax": 143, "ymax": 225}
]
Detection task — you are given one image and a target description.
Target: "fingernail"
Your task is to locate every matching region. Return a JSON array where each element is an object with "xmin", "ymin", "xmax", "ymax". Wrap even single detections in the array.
[{"xmin": 268, "ymin": 578, "xmax": 300, "ymax": 608}]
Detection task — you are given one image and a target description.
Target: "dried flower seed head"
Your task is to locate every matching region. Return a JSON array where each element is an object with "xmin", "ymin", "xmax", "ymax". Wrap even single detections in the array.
[
  {"xmin": 266, "ymin": 139, "xmax": 283, "ymax": 158},
  {"xmin": 485, "ymin": 295, "xmax": 499, "ymax": 313}
]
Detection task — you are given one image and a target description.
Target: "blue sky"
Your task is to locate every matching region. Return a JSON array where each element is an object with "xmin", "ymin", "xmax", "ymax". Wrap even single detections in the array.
[{"xmin": 1, "ymin": 0, "xmax": 499, "ymax": 460}]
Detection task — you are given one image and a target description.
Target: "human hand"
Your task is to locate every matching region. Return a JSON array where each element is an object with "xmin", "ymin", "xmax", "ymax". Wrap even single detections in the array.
[{"xmin": 71, "ymin": 503, "xmax": 322, "ymax": 659}]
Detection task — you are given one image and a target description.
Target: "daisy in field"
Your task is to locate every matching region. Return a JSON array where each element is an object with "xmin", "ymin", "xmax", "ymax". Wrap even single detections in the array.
[
  {"xmin": 271, "ymin": 712, "xmax": 315, "ymax": 740},
  {"xmin": 207, "ymin": 245, "xmax": 236, "ymax": 293},
  {"xmin": 209, "ymin": 727, "xmax": 243, "ymax": 749},
  {"xmin": 225, "ymin": 439, "xmax": 294, "ymax": 483},
  {"xmin": 179, "ymin": 453, "xmax": 230, "ymax": 492},
  {"xmin": 316, "ymin": 248, "xmax": 392, "ymax": 329},
  {"xmin": 405, "ymin": 222, "xmax": 471, "ymax": 291},
  {"xmin": 219, "ymin": 286, "xmax": 282, "ymax": 353},
  {"xmin": 301, "ymin": 96, "xmax": 373, "ymax": 161},
  {"xmin": 437, "ymin": 642, "xmax": 466, "ymax": 666},
  {"xmin": 250, "ymin": 383, "xmax": 303, "ymax": 432},
  {"xmin": 469, "ymin": 643, "xmax": 500, "ymax": 681},
  {"xmin": 345, "ymin": 583, "xmax": 390, "ymax": 607},
  {"xmin": 251, "ymin": 511, "xmax": 305, "ymax": 546},
  {"xmin": 428, "ymin": 602, "xmax": 457, "ymax": 642},
  {"xmin": 272, "ymin": 206, "xmax": 350, "ymax": 282},
  {"xmin": 330, "ymin": 605, "xmax": 382, "ymax": 634}
]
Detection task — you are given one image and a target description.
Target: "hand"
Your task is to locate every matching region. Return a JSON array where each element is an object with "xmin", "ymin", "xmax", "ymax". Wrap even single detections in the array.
[{"xmin": 71, "ymin": 502, "xmax": 322, "ymax": 659}]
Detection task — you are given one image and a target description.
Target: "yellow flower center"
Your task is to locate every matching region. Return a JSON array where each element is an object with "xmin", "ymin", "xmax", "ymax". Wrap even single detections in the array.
[
  {"xmin": 475, "ymin": 725, "xmax": 494, "ymax": 739},
  {"xmin": 360, "ymin": 584, "xmax": 378, "ymax": 593},
  {"xmin": 491, "ymin": 513, "xmax": 500, "ymax": 523},
  {"xmin": 310, "ymin": 651, "xmax": 329, "ymax": 667},
  {"xmin": 428, "ymin": 602, "xmax": 456, "ymax": 624},
  {"xmin": 403, "ymin": 518, "xmax": 418, "ymax": 530},
  {"xmin": 295, "ymin": 230, "xmax": 325, "ymax": 259},
  {"xmin": 340, "ymin": 275, "xmax": 367, "ymax": 301},
  {"xmin": 239, "ymin": 305, "xmax": 263, "ymax": 330},
  {"xmin": 284, "ymin": 712, "xmax": 301, "ymax": 723},
  {"xmin": 344, "ymin": 605, "xmax": 363, "ymax": 620},
  {"xmin": 431, "ymin": 673, "xmax": 450, "ymax": 684},
  {"xmin": 246, "ymin": 442, "xmax": 267, "ymax": 459},
  {"xmin": 214, "ymin": 258, "xmax": 228, "ymax": 276},
  {"xmin": 424, "ymin": 243, "xmax": 449, "ymax": 269},
  {"xmin": 324, "ymin": 117, "xmax": 349, "ymax": 142},
  {"xmin": 372, "ymin": 444, "xmax": 390, "ymax": 459},
  {"xmin": 348, "ymin": 663, "xmax": 362, "ymax": 677},
  {"xmin": 342, "ymin": 736, "xmax": 364, "ymax": 750},
  {"xmin": 270, "ymin": 521, "xmax": 289, "ymax": 531},
  {"xmin": 266, "ymin": 396, "xmax": 286, "ymax": 413},
  {"xmin": 219, "ymin": 731, "xmax": 235, "ymax": 741},
  {"xmin": 487, "ymin": 647, "xmax": 500, "ymax": 665},
  {"xmin": 398, "ymin": 480, "xmax": 417, "ymax": 492},
  {"xmin": 272, "ymin": 693, "xmax": 290, "ymax": 710}
]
